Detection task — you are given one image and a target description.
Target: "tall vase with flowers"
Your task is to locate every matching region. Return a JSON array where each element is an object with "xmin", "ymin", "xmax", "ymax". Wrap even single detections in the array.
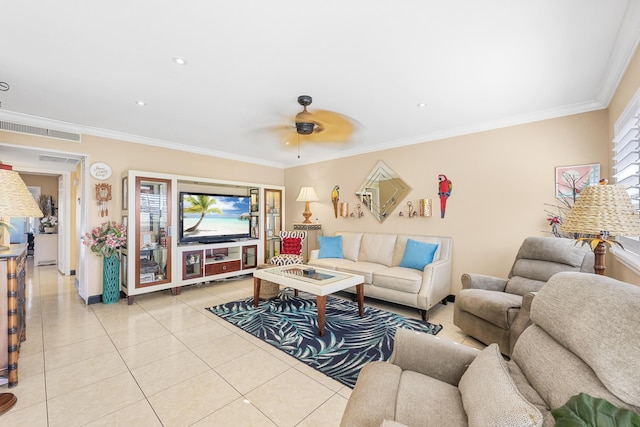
[{"xmin": 83, "ymin": 221, "xmax": 127, "ymax": 304}]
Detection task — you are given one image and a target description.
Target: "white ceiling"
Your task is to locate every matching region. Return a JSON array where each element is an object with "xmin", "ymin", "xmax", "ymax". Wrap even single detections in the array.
[{"xmin": 1, "ymin": 1, "xmax": 639, "ymax": 169}]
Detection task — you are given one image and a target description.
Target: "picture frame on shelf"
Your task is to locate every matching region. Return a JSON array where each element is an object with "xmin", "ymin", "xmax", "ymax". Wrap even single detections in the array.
[{"xmin": 555, "ymin": 163, "xmax": 600, "ymax": 199}]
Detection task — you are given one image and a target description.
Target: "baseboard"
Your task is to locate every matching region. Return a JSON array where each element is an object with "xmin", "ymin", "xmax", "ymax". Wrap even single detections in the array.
[
  {"xmin": 87, "ymin": 295, "xmax": 102, "ymax": 305},
  {"xmin": 88, "ymin": 291, "xmax": 125, "ymax": 305}
]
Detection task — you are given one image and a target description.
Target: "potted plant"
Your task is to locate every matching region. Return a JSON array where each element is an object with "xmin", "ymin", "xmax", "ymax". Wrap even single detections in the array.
[
  {"xmin": 82, "ymin": 221, "xmax": 127, "ymax": 304},
  {"xmin": 40, "ymin": 216, "xmax": 57, "ymax": 233}
]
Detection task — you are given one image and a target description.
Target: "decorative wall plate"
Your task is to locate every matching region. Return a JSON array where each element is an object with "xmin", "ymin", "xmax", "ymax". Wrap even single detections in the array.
[{"xmin": 90, "ymin": 162, "xmax": 112, "ymax": 180}]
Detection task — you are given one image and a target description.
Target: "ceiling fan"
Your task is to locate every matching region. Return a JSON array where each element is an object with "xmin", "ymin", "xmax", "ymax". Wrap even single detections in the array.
[{"xmin": 270, "ymin": 95, "xmax": 357, "ymax": 144}]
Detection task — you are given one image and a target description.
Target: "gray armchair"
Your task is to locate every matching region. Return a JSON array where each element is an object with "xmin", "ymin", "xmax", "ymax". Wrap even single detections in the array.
[
  {"xmin": 341, "ymin": 272, "xmax": 640, "ymax": 427},
  {"xmin": 453, "ymin": 236, "xmax": 593, "ymax": 356}
]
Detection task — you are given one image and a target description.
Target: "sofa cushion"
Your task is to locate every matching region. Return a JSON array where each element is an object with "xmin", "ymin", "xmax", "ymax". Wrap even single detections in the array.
[
  {"xmin": 514, "ymin": 237, "xmax": 586, "ymax": 267},
  {"xmin": 506, "ymin": 360, "xmax": 552, "ymax": 425},
  {"xmin": 359, "ymin": 233, "xmax": 397, "ymax": 266},
  {"xmin": 373, "ymin": 267, "xmax": 423, "ymax": 293},
  {"xmin": 395, "ymin": 371, "xmax": 468, "ymax": 427},
  {"xmin": 528, "ymin": 272, "xmax": 640, "ymax": 408},
  {"xmin": 281, "ymin": 237, "xmax": 302, "ymax": 255},
  {"xmin": 337, "ymin": 232, "xmax": 363, "ymax": 261},
  {"xmin": 318, "ymin": 235, "xmax": 343, "ymax": 258},
  {"xmin": 456, "ymin": 289, "xmax": 523, "ymax": 329},
  {"xmin": 459, "ymin": 343, "xmax": 543, "ymax": 427},
  {"xmin": 399, "ymin": 239, "xmax": 439, "ymax": 271},
  {"xmin": 393, "ymin": 235, "xmax": 442, "ymax": 266},
  {"xmin": 504, "ymin": 275, "xmax": 546, "ymax": 296},
  {"xmin": 338, "ymin": 262, "xmax": 388, "ymax": 284},
  {"xmin": 512, "ymin": 325, "xmax": 636, "ymax": 414},
  {"xmin": 308, "ymin": 257, "xmax": 353, "ymax": 270}
]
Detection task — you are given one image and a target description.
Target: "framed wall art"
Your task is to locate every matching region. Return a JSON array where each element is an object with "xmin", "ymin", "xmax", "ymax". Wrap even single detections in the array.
[{"xmin": 555, "ymin": 164, "xmax": 600, "ymax": 199}]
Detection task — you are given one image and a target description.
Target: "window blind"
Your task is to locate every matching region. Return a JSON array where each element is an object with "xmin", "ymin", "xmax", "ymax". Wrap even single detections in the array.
[{"xmin": 613, "ymin": 88, "xmax": 640, "ymax": 263}]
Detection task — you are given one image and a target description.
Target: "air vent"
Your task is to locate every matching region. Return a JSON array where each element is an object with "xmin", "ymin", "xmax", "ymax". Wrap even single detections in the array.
[
  {"xmin": 38, "ymin": 154, "xmax": 80, "ymax": 165},
  {"xmin": 0, "ymin": 120, "xmax": 81, "ymax": 142}
]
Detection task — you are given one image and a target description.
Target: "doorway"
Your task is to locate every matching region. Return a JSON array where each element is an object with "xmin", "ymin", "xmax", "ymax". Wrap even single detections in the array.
[{"xmin": 0, "ymin": 143, "xmax": 89, "ymax": 302}]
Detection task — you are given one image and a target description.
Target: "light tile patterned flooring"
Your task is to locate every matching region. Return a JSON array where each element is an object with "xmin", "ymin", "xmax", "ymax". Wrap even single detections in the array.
[{"xmin": 3, "ymin": 261, "xmax": 484, "ymax": 427}]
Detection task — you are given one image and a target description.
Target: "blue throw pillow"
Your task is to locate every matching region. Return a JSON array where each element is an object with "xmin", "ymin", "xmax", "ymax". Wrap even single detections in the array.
[
  {"xmin": 318, "ymin": 235, "xmax": 344, "ymax": 259},
  {"xmin": 400, "ymin": 239, "xmax": 439, "ymax": 271}
]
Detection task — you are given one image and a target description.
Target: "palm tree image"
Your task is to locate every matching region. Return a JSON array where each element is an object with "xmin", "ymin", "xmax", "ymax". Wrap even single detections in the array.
[{"xmin": 183, "ymin": 195, "xmax": 223, "ymax": 233}]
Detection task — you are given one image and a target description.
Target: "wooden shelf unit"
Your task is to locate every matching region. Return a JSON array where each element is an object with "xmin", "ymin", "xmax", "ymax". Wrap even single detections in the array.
[{"xmin": 121, "ymin": 170, "xmax": 283, "ymax": 302}]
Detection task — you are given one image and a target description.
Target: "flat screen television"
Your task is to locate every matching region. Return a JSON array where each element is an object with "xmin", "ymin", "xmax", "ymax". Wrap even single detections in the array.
[{"xmin": 179, "ymin": 192, "xmax": 251, "ymax": 244}]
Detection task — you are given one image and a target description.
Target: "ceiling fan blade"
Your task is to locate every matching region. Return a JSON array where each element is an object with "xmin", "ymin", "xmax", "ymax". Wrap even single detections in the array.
[{"xmin": 305, "ymin": 109, "xmax": 355, "ymax": 142}]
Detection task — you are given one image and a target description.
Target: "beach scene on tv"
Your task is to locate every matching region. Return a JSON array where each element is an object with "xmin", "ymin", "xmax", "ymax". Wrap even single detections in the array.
[{"xmin": 181, "ymin": 194, "xmax": 250, "ymax": 240}]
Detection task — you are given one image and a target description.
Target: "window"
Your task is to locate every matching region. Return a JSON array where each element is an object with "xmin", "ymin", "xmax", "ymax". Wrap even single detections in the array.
[{"xmin": 612, "ymin": 87, "xmax": 640, "ymax": 271}]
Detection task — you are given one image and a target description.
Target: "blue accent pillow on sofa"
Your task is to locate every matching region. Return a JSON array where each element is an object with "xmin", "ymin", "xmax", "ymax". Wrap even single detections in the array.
[
  {"xmin": 318, "ymin": 236, "xmax": 344, "ymax": 259},
  {"xmin": 400, "ymin": 239, "xmax": 439, "ymax": 270}
]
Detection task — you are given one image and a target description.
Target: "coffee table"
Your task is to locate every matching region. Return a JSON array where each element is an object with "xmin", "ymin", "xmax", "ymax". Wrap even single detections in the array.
[{"xmin": 253, "ymin": 265, "xmax": 365, "ymax": 336}]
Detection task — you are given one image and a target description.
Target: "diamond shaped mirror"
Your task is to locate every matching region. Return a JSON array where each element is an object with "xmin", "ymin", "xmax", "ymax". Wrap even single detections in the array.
[{"xmin": 355, "ymin": 161, "xmax": 411, "ymax": 222}]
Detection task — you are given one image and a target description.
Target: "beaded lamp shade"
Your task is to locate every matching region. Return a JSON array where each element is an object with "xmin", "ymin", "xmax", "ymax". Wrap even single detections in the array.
[{"xmin": 560, "ymin": 184, "xmax": 640, "ymax": 237}]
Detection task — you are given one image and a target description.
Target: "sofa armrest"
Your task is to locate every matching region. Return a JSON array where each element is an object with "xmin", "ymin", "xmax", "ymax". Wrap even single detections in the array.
[
  {"xmin": 389, "ymin": 328, "xmax": 479, "ymax": 386},
  {"xmin": 461, "ymin": 273, "xmax": 508, "ymax": 292},
  {"xmin": 508, "ymin": 292, "xmax": 536, "ymax": 355}
]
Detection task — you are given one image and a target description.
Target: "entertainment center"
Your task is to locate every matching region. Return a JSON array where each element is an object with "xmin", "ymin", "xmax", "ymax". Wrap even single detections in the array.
[{"xmin": 120, "ymin": 170, "xmax": 283, "ymax": 304}]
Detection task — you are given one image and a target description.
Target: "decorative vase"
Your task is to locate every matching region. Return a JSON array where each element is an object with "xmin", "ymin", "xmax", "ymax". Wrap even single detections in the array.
[
  {"xmin": 44, "ymin": 227, "xmax": 55, "ymax": 233},
  {"xmin": 102, "ymin": 255, "xmax": 120, "ymax": 304}
]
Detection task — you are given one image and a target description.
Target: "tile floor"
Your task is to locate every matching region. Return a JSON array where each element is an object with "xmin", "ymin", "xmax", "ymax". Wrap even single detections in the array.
[{"xmin": 2, "ymin": 261, "xmax": 484, "ymax": 427}]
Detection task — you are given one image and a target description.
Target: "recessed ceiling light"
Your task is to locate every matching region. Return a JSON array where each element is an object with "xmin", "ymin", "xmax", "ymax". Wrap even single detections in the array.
[
  {"xmin": 417, "ymin": 103, "xmax": 427, "ymax": 108},
  {"xmin": 135, "ymin": 100, "xmax": 147, "ymax": 106},
  {"xmin": 173, "ymin": 57, "xmax": 187, "ymax": 65}
]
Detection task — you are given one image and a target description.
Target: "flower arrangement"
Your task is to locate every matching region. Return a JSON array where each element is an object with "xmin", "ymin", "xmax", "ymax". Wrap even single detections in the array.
[
  {"xmin": 41, "ymin": 216, "xmax": 58, "ymax": 228},
  {"xmin": 83, "ymin": 221, "xmax": 127, "ymax": 258}
]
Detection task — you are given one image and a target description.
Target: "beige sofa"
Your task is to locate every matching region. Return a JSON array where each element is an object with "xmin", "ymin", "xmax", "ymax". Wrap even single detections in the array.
[
  {"xmin": 308, "ymin": 232, "xmax": 452, "ymax": 320},
  {"xmin": 340, "ymin": 272, "xmax": 640, "ymax": 427}
]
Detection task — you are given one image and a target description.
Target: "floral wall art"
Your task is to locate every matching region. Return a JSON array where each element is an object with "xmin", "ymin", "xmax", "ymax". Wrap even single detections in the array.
[{"xmin": 555, "ymin": 164, "xmax": 600, "ymax": 199}]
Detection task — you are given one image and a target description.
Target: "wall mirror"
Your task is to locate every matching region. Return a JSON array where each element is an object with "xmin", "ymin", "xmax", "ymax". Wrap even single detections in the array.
[{"xmin": 355, "ymin": 161, "xmax": 411, "ymax": 222}]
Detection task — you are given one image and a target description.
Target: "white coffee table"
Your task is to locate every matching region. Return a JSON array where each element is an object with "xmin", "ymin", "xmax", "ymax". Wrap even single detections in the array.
[{"xmin": 253, "ymin": 265, "xmax": 365, "ymax": 336}]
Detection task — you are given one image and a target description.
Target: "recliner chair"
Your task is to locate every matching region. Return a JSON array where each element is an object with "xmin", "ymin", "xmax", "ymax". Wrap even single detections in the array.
[
  {"xmin": 340, "ymin": 271, "xmax": 640, "ymax": 427},
  {"xmin": 453, "ymin": 236, "xmax": 593, "ymax": 356}
]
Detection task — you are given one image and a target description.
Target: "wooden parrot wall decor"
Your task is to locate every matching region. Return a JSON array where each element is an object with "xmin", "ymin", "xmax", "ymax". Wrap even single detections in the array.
[
  {"xmin": 331, "ymin": 185, "xmax": 340, "ymax": 218},
  {"xmin": 437, "ymin": 174, "xmax": 452, "ymax": 218}
]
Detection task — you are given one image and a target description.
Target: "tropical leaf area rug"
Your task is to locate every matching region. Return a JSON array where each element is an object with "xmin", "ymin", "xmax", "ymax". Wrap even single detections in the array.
[{"xmin": 206, "ymin": 290, "xmax": 443, "ymax": 388}]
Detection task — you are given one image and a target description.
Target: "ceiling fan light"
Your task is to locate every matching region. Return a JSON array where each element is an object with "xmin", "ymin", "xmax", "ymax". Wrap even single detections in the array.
[{"xmin": 296, "ymin": 122, "xmax": 315, "ymax": 135}]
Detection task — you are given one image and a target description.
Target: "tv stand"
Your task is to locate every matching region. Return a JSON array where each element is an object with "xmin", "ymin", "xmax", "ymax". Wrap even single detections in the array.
[{"xmin": 178, "ymin": 240, "xmax": 258, "ymax": 288}]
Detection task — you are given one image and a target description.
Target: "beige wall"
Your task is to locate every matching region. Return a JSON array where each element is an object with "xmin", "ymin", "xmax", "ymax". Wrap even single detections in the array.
[
  {"xmin": 285, "ymin": 110, "xmax": 610, "ymax": 294},
  {"xmin": 0, "ymin": 132, "xmax": 284, "ymax": 297},
  {"xmin": 3, "ymin": 44, "xmax": 640, "ymax": 298}
]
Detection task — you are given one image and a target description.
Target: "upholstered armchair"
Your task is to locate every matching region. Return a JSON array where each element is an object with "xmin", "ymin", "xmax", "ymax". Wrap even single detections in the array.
[
  {"xmin": 268, "ymin": 230, "xmax": 307, "ymax": 266},
  {"xmin": 453, "ymin": 236, "xmax": 593, "ymax": 356},
  {"xmin": 341, "ymin": 272, "xmax": 640, "ymax": 427}
]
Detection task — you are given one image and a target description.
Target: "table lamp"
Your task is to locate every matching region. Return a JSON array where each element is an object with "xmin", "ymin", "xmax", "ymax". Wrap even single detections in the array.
[
  {"xmin": 0, "ymin": 163, "xmax": 44, "ymax": 250},
  {"xmin": 560, "ymin": 184, "xmax": 640, "ymax": 275},
  {"xmin": 296, "ymin": 186, "xmax": 319, "ymax": 224}
]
